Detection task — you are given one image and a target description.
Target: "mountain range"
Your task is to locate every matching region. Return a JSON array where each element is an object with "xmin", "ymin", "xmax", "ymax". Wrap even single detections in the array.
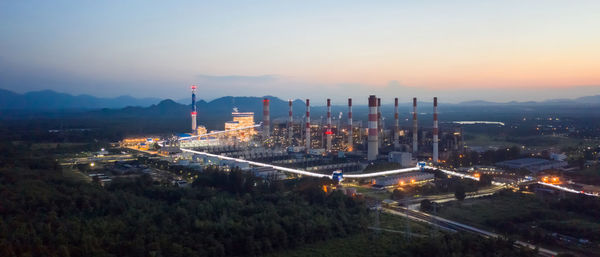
[
  {"xmin": 2, "ymin": 88, "xmax": 600, "ymax": 111},
  {"xmin": 0, "ymin": 89, "xmax": 161, "ymax": 110}
]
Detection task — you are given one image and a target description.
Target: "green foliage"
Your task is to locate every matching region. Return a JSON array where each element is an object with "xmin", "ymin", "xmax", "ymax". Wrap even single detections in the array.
[
  {"xmin": 0, "ymin": 165, "xmax": 368, "ymax": 257},
  {"xmin": 454, "ymin": 185, "xmax": 466, "ymax": 201},
  {"xmin": 420, "ymin": 199, "xmax": 433, "ymax": 212}
]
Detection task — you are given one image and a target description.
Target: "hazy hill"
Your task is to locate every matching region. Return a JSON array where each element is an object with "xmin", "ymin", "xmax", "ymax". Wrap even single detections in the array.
[{"xmin": 0, "ymin": 88, "xmax": 161, "ymax": 110}]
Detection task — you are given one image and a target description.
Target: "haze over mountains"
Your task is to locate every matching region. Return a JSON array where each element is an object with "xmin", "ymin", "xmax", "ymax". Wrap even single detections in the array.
[{"xmin": 1, "ymin": 88, "xmax": 599, "ymax": 111}]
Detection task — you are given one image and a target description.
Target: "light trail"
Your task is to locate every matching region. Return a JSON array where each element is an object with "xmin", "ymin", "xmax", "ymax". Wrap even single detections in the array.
[
  {"xmin": 179, "ymin": 123, "xmax": 262, "ymax": 140},
  {"xmin": 537, "ymin": 182, "xmax": 599, "ymax": 197},
  {"xmin": 436, "ymin": 168, "xmax": 480, "ymax": 181},
  {"xmin": 452, "ymin": 121, "xmax": 505, "ymax": 126},
  {"xmin": 344, "ymin": 167, "xmax": 420, "ymax": 178},
  {"xmin": 180, "ymin": 148, "xmax": 331, "ymax": 178},
  {"xmin": 180, "ymin": 148, "xmax": 483, "ymax": 180}
]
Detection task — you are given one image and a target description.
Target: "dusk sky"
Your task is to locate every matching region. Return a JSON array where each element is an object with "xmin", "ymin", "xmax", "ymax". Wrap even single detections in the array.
[{"xmin": 1, "ymin": 1, "xmax": 599, "ymax": 103}]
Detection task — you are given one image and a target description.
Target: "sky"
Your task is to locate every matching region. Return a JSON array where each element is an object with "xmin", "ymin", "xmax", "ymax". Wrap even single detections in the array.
[{"xmin": 1, "ymin": 0, "xmax": 599, "ymax": 103}]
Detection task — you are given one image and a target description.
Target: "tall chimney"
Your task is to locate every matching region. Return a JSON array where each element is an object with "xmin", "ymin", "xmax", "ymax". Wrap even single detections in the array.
[
  {"xmin": 433, "ymin": 97, "xmax": 439, "ymax": 164},
  {"xmin": 191, "ymin": 85, "xmax": 197, "ymax": 132},
  {"xmin": 263, "ymin": 98, "xmax": 270, "ymax": 138},
  {"xmin": 368, "ymin": 95, "xmax": 379, "ymax": 160},
  {"xmin": 412, "ymin": 97, "xmax": 418, "ymax": 154},
  {"xmin": 288, "ymin": 99, "xmax": 293, "ymax": 144},
  {"xmin": 394, "ymin": 97, "xmax": 399, "ymax": 149},
  {"xmin": 305, "ymin": 99, "xmax": 311, "ymax": 151},
  {"xmin": 326, "ymin": 99, "xmax": 332, "ymax": 151},
  {"xmin": 377, "ymin": 98, "xmax": 382, "ymax": 148},
  {"xmin": 347, "ymin": 98, "xmax": 353, "ymax": 151}
]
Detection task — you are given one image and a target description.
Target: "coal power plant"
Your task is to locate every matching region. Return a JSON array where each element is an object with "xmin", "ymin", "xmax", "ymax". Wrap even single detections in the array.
[{"xmin": 128, "ymin": 86, "xmax": 452, "ymax": 175}]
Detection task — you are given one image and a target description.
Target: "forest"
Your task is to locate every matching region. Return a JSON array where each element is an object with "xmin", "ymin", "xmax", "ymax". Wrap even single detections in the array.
[{"xmin": 0, "ymin": 139, "xmax": 539, "ymax": 257}]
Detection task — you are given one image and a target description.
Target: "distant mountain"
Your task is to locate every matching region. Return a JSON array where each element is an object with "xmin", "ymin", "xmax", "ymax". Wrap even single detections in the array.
[
  {"xmin": 458, "ymin": 95, "xmax": 600, "ymax": 106},
  {"xmin": 0, "ymin": 88, "xmax": 162, "ymax": 110}
]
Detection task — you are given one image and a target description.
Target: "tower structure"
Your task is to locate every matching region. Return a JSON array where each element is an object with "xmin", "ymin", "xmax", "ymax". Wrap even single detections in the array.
[
  {"xmin": 305, "ymin": 99, "xmax": 311, "ymax": 151},
  {"xmin": 412, "ymin": 97, "xmax": 418, "ymax": 154},
  {"xmin": 433, "ymin": 97, "xmax": 439, "ymax": 164},
  {"xmin": 263, "ymin": 98, "xmax": 270, "ymax": 138},
  {"xmin": 288, "ymin": 99, "xmax": 293, "ymax": 144},
  {"xmin": 394, "ymin": 97, "xmax": 400, "ymax": 149},
  {"xmin": 326, "ymin": 99, "xmax": 332, "ymax": 151},
  {"xmin": 191, "ymin": 85, "xmax": 197, "ymax": 132},
  {"xmin": 368, "ymin": 95, "xmax": 379, "ymax": 161},
  {"xmin": 347, "ymin": 98, "xmax": 353, "ymax": 151},
  {"xmin": 377, "ymin": 98, "xmax": 382, "ymax": 148}
]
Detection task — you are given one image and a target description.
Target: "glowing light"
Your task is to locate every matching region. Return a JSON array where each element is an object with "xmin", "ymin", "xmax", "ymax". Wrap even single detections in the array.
[{"xmin": 411, "ymin": 179, "xmax": 416, "ymax": 184}]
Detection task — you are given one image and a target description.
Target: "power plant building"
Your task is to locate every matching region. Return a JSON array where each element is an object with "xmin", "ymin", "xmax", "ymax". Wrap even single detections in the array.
[{"xmin": 225, "ymin": 110, "xmax": 256, "ymax": 142}]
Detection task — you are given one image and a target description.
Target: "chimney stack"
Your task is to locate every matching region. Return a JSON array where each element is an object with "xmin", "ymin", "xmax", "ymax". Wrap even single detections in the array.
[
  {"xmin": 412, "ymin": 97, "xmax": 418, "ymax": 154},
  {"xmin": 377, "ymin": 98, "xmax": 382, "ymax": 148},
  {"xmin": 368, "ymin": 95, "xmax": 379, "ymax": 160},
  {"xmin": 394, "ymin": 98, "xmax": 399, "ymax": 149},
  {"xmin": 347, "ymin": 98, "xmax": 353, "ymax": 151},
  {"xmin": 305, "ymin": 99, "xmax": 311, "ymax": 151},
  {"xmin": 326, "ymin": 99, "xmax": 332, "ymax": 151},
  {"xmin": 288, "ymin": 99, "xmax": 293, "ymax": 144},
  {"xmin": 191, "ymin": 85, "xmax": 197, "ymax": 132},
  {"xmin": 433, "ymin": 97, "xmax": 439, "ymax": 164},
  {"xmin": 263, "ymin": 98, "xmax": 270, "ymax": 138}
]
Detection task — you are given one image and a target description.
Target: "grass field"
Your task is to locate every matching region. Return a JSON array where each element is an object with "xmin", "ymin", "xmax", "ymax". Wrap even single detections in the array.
[
  {"xmin": 464, "ymin": 133, "xmax": 585, "ymax": 149},
  {"xmin": 437, "ymin": 191, "xmax": 600, "ymax": 255}
]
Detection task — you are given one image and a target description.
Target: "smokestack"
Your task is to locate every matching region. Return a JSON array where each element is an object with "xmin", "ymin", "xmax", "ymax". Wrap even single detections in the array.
[
  {"xmin": 326, "ymin": 99, "xmax": 332, "ymax": 151},
  {"xmin": 263, "ymin": 98, "xmax": 270, "ymax": 138},
  {"xmin": 306, "ymin": 99, "xmax": 311, "ymax": 151},
  {"xmin": 377, "ymin": 98, "xmax": 382, "ymax": 148},
  {"xmin": 394, "ymin": 98, "xmax": 399, "ymax": 149},
  {"xmin": 347, "ymin": 98, "xmax": 353, "ymax": 151},
  {"xmin": 368, "ymin": 95, "xmax": 378, "ymax": 160},
  {"xmin": 433, "ymin": 97, "xmax": 439, "ymax": 164},
  {"xmin": 412, "ymin": 97, "xmax": 418, "ymax": 154},
  {"xmin": 288, "ymin": 99, "xmax": 293, "ymax": 144},
  {"xmin": 191, "ymin": 85, "xmax": 197, "ymax": 132}
]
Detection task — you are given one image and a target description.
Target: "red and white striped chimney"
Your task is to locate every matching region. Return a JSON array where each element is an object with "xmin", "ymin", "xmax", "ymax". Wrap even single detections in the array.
[
  {"xmin": 394, "ymin": 97, "xmax": 399, "ymax": 149},
  {"xmin": 263, "ymin": 98, "xmax": 270, "ymax": 138},
  {"xmin": 412, "ymin": 97, "xmax": 418, "ymax": 154},
  {"xmin": 326, "ymin": 99, "xmax": 332, "ymax": 151},
  {"xmin": 288, "ymin": 99, "xmax": 293, "ymax": 144},
  {"xmin": 377, "ymin": 98, "xmax": 382, "ymax": 148},
  {"xmin": 368, "ymin": 95, "xmax": 378, "ymax": 160},
  {"xmin": 305, "ymin": 99, "xmax": 311, "ymax": 151},
  {"xmin": 347, "ymin": 98, "xmax": 353, "ymax": 151},
  {"xmin": 433, "ymin": 97, "xmax": 439, "ymax": 164}
]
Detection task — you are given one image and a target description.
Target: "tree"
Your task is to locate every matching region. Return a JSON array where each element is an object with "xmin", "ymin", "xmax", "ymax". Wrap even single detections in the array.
[
  {"xmin": 454, "ymin": 185, "xmax": 466, "ymax": 201},
  {"xmin": 391, "ymin": 189, "xmax": 405, "ymax": 200},
  {"xmin": 420, "ymin": 199, "xmax": 433, "ymax": 212}
]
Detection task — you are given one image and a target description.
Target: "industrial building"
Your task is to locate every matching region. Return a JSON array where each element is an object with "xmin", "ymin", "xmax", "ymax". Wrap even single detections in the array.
[
  {"xmin": 495, "ymin": 158, "xmax": 567, "ymax": 173},
  {"xmin": 388, "ymin": 151, "xmax": 416, "ymax": 168},
  {"xmin": 225, "ymin": 110, "xmax": 257, "ymax": 142}
]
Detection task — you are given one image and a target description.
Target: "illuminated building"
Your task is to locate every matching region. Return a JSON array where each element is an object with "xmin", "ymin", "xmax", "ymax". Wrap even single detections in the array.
[{"xmin": 224, "ymin": 110, "xmax": 256, "ymax": 142}]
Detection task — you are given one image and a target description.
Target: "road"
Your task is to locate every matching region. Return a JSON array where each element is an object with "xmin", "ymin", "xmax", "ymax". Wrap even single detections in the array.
[
  {"xmin": 382, "ymin": 207, "xmax": 558, "ymax": 257},
  {"xmin": 407, "ymin": 185, "xmax": 505, "ymax": 205}
]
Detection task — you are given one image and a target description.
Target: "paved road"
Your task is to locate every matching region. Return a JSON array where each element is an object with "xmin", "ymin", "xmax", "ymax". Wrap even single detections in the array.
[{"xmin": 382, "ymin": 207, "xmax": 558, "ymax": 257}]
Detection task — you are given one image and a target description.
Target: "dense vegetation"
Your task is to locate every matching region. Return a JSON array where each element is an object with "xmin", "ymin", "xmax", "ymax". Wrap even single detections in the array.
[
  {"xmin": 268, "ymin": 230, "xmax": 537, "ymax": 257},
  {"xmin": 0, "ymin": 165, "xmax": 368, "ymax": 257}
]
